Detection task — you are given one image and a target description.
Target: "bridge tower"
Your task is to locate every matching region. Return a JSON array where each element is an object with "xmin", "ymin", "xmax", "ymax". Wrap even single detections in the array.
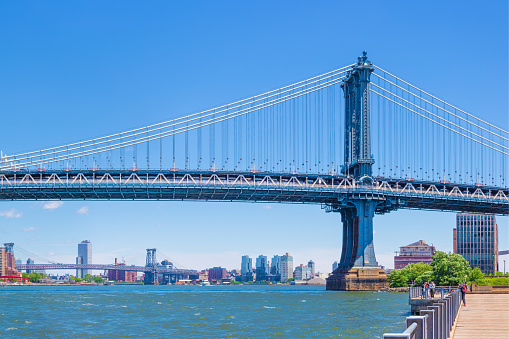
[
  {"xmin": 144, "ymin": 248, "xmax": 158, "ymax": 285},
  {"xmin": 326, "ymin": 51, "xmax": 388, "ymax": 291}
]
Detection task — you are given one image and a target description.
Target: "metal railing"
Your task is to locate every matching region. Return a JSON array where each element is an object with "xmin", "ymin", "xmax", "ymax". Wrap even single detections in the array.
[
  {"xmin": 385, "ymin": 288, "xmax": 462, "ymax": 339},
  {"xmin": 409, "ymin": 286, "xmax": 456, "ymax": 300}
]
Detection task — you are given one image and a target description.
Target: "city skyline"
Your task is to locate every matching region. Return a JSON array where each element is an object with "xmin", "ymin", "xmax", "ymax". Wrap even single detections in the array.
[{"xmin": 0, "ymin": 1, "xmax": 507, "ymax": 275}]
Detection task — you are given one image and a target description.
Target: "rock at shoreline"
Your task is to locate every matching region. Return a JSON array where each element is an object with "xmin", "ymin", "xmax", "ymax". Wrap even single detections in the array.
[{"xmin": 377, "ymin": 287, "xmax": 409, "ymax": 293}]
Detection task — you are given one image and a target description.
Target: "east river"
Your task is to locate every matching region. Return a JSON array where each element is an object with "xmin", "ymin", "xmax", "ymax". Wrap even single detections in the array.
[{"xmin": 0, "ymin": 285, "xmax": 408, "ymax": 338}]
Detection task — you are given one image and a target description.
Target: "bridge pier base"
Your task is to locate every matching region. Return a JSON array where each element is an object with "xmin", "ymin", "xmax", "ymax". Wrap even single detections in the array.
[
  {"xmin": 326, "ymin": 267, "xmax": 387, "ymax": 291},
  {"xmin": 326, "ymin": 199, "xmax": 388, "ymax": 291}
]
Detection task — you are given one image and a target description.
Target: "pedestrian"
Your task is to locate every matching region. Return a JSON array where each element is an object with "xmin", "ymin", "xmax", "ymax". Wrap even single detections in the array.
[
  {"xmin": 430, "ymin": 281, "xmax": 435, "ymax": 298},
  {"xmin": 459, "ymin": 281, "xmax": 467, "ymax": 306}
]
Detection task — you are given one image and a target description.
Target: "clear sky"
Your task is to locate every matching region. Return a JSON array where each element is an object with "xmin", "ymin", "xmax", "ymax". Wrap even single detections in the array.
[{"xmin": 0, "ymin": 1, "xmax": 507, "ymax": 274}]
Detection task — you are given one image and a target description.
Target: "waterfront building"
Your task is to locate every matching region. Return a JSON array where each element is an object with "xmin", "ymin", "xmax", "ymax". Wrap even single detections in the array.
[
  {"xmin": 240, "ymin": 255, "xmax": 253, "ymax": 282},
  {"xmin": 308, "ymin": 260, "xmax": 315, "ymax": 276},
  {"xmin": 0, "ymin": 243, "xmax": 20, "ymax": 277},
  {"xmin": 270, "ymin": 255, "xmax": 281, "ymax": 280},
  {"xmin": 280, "ymin": 253, "xmax": 293, "ymax": 281},
  {"xmin": 294, "ymin": 264, "xmax": 312, "ymax": 280},
  {"xmin": 209, "ymin": 267, "xmax": 227, "ymax": 281},
  {"xmin": 332, "ymin": 261, "xmax": 339, "ymax": 272},
  {"xmin": 255, "ymin": 255, "xmax": 269, "ymax": 281},
  {"xmin": 454, "ymin": 213, "xmax": 499, "ymax": 275},
  {"xmin": 394, "ymin": 240, "xmax": 435, "ymax": 269},
  {"xmin": 76, "ymin": 240, "xmax": 92, "ymax": 278},
  {"xmin": 107, "ymin": 258, "xmax": 136, "ymax": 282}
]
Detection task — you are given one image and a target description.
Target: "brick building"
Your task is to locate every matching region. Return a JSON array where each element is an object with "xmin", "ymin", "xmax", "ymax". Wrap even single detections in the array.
[
  {"xmin": 394, "ymin": 240, "xmax": 435, "ymax": 269},
  {"xmin": 107, "ymin": 258, "xmax": 137, "ymax": 282}
]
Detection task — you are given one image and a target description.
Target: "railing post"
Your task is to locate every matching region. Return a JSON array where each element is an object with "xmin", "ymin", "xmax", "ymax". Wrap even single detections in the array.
[
  {"xmin": 420, "ymin": 309, "xmax": 435, "ymax": 339},
  {"xmin": 406, "ymin": 315, "xmax": 428, "ymax": 339},
  {"xmin": 434, "ymin": 301, "xmax": 446, "ymax": 339},
  {"xmin": 428, "ymin": 305, "xmax": 441, "ymax": 339}
]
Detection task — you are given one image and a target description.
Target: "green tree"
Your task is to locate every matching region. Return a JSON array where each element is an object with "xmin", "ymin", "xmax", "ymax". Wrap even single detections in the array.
[
  {"xmin": 83, "ymin": 274, "xmax": 93, "ymax": 283},
  {"xmin": 431, "ymin": 251, "xmax": 471, "ymax": 286},
  {"xmin": 467, "ymin": 267, "xmax": 485, "ymax": 285},
  {"xmin": 387, "ymin": 262, "xmax": 432, "ymax": 287},
  {"xmin": 70, "ymin": 276, "xmax": 82, "ymax": 283},
  {"xmin": 93, "ymin": 276, "xmax": 105, "ymax": 284},
  {"xmin": 414, "ymin": 270, "xmax": 434, "ymax": 285},
  {"xmin": 388, "ymin": 269, "xmax": 410, "ymax": 287}
]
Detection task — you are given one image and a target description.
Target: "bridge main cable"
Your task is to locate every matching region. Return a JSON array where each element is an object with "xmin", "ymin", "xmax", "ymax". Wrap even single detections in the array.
[
  {"xmin": 2, "ymin": 71, "xmax": 349, "ymax": 169},
  {"xmin": 1, "ymin": 64, "xmax": 353, "ymax": 167}
]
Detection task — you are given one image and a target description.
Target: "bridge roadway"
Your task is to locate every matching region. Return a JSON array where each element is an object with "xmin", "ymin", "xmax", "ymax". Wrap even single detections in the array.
[
  {"xmin": 16, "ymin": 263, "xmax": 197, "ymax": 276},
  {"xmin": 1, "ymin": 170, "xmax": 507, "ymax": 214}
]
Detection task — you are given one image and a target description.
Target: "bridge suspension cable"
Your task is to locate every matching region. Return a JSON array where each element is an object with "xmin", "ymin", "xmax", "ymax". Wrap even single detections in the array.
[
  {"xmin": 370, "ymin": 89, "xmax": 509, "ymax": 155},
  {"xmin": 374, "ymin": 65, "xmax": 509, "ymax": 136},
  {"xmin": 13, "ymin": 245, "xmax": 60, "ymax": 265},
  {"xmin": 1, "ymin": 65, "xmax": 352, "ymax": 171}
]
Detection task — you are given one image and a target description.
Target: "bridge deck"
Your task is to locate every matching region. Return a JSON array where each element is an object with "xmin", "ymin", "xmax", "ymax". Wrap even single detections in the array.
[{"xmin": 453, "ymin": 294, "xmax": 509, "ymax": 339}]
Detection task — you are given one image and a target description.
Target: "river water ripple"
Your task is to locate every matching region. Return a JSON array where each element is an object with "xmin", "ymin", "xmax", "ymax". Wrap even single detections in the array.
[{"xmin": 0, "ymin": 285, "xmax": 408, "ymax": 338}]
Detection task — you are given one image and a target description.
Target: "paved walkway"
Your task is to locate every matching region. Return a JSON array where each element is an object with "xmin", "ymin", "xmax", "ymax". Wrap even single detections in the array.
[{"xmin": 453, "ymin": 293, "xmax": 509, "ymax": 339}]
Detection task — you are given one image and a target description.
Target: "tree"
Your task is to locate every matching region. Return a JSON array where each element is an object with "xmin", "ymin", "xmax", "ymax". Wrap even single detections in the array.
[
  {"xmin": 467, "ymin": 267, "xmax": 485, "ymax": 285},
  {"xmin": 388, "ymin": 269, "xmax": 410, "ymax": 287},
  {"xmin": 27, "ymin": 272, "xmax": 45, "ymax": 283},
  {"xmin": 387, "ymin": 262, "xmax": 432, "ymax": 287},
  {"xmin": 414, "ymin": 271, "xmax": 434, "ymax": 285},
  {"xmin": 83, "ymin": 274, "xmax": 93, "ymax": 283},
  {"xmin": 93, "ymin": 276, "xmax": 105, "ymax": 284},
  {"xmin": 431, "ymin": 251, "xmax": 471, "ymax": 286}
]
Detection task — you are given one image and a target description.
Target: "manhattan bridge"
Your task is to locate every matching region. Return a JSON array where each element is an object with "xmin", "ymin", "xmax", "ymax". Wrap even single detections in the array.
[{"xmin": 1, "ymin": 52, "xmax": 507, "ymax": 290}]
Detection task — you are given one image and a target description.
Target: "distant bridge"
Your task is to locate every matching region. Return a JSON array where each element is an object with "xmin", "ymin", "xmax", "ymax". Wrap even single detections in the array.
[{"xmin": 15, "ymin": 263, "xmax": 197, "ymax": 276}]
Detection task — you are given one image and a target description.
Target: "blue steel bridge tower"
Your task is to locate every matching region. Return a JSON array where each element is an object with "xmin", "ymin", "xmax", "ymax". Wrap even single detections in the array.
[{"xmin": 326, "ymin": 52, "xmax": 388, "ymax": 291}]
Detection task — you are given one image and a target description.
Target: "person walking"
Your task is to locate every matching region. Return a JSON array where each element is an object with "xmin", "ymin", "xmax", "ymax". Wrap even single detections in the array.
[
  {"xmin": 429, "ymin": 281, "xmax": 435, "ymax": 298},
  {"xmin": 459, "ymin": 281, "xmax": 467, "ymax": 306}
]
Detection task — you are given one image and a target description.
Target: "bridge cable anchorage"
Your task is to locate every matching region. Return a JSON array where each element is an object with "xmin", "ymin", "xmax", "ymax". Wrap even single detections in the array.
[
  {"xmin": 370, "ymin": 83, "xmax": 509, "ymax": 150},
  {"xmin": 374, "ymin": 65, "xmax": 509, "ymax": 135},
  {"xmin": 370, "ymin": 90, "xmax": 509, "ymax": 156},
  {"xmin": 1, "ymin": 64, "xmax": 354, "ymax": 166},
  {"xmin": 1, "ymin": 71, "xmax": 350, "ymax": 170},
  {"xmin": 372, "ymin": 73, "xmax": 509, "ymax": 142}
]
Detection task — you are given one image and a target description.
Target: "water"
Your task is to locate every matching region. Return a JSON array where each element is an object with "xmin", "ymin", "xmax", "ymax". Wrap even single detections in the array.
[{"xmin": 0, "ymin": 285, "xmax": 408, "ymax": 338}]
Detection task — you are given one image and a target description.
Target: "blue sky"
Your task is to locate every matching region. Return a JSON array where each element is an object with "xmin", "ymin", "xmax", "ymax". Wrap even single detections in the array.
[{"xmin": 0, "ymin": 1, "xmax": 507, "ymax": 273}]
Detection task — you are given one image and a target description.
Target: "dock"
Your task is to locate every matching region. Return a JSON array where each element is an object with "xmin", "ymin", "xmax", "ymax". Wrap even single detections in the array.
[{"xmin": 453, "ymin": 294, "xmax": 509, "ymax": 339}]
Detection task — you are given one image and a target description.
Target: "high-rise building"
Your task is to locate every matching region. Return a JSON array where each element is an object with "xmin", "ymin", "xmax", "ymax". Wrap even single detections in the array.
[
  {"xmin": 76, "ymin": 240, "xmax": 92, "ymax": 278},
  {"xmin": 280, "ymin": 253, "xmax": 293, "ymax": 281},
  {"xmin": 209, "ymin": 267, "xmax": 227, "ymax": 281},
  {"xmin": 454, "ymin": 213, "xmax": 499, "ymax": 275},
  {"xmin": 307, "ymin": 260, "xmax": 315, "ymax": 276},
  {"xmin": 240, "ymin": 255, "xmax": 253, "ymax": 282},
  {"xmin": 0, "ymin": 243, "xmax": 19, "ymax": 277},
  {"xmin": 394, "ymin": 240, "xmax": 435, "ymax": 269},
  {"xmin": 255, "ymin": 255, "xmax": 269, "ymax": 281},
  {"xmin": 271, "ymin": 255, "xmax": 281, "ymax": 277},
  {"xmin": 294, "ymin": 264, "xmax": 312, "ymax": 280},
  {"xmin": 332, "ymin": 261, "xmax": 339, "ymax": 272}
]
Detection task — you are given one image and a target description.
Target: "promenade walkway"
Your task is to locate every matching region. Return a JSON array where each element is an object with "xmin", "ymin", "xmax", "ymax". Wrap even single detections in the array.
[{"xmin": 453, "ymin": 294, "xmax": 509, "ymax": 339}]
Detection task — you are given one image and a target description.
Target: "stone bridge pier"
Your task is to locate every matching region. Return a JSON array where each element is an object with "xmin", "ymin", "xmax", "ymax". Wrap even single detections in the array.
[{"xmin": 326, "ymin": 198, "xmax": 388, "ymax": 291}]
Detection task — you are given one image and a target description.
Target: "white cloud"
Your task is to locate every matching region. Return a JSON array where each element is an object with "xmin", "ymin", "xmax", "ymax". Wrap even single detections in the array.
[
  {"xmin": 42, "ymin": 201, "xmax": 64, "ymax": 210},
  {"xmin": 0, "ymin": 208, "xmax": 22, "ymax": 218},
  {"xmin": 263, "ymin": 205, "xmax": 272, "ymax": 209},
  {"xmin": 76, "ymin": 206, "xmax": 89, "ymax": 215},
  {"xmin": 23, "ymin": 226, "xmax": 37, "ymax": 232}
]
